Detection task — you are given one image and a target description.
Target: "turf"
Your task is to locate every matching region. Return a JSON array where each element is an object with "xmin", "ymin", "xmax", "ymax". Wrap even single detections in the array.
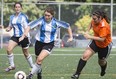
[{"xmin": 0, "ymin": 47, "xmax": 116, "ymax": 79}]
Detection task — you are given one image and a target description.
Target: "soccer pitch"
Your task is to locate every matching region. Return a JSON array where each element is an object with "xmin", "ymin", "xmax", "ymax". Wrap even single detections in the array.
[{"xmin": 0, "ymin": 47, "xmax": 116, "ymax": 79}]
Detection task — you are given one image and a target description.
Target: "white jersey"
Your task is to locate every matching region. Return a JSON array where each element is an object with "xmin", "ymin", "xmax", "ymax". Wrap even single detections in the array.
[
  {"xmin": 29, "ymin": 16, "xmax": 70, "ymax": 43},
  {"xmin": 9, "ymin": 12, "xmax": 30, "ymax": 37}
]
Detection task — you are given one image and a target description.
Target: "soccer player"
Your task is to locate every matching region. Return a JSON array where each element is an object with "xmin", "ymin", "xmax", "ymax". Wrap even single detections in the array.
[
  {"xmin": 71, "ymin": 10, "xmax": 112, "ymax": 79},
  {"xmin": 4, "ymin": 2, "xmax": 33, "ymax": 72},
  {"xmin": 19, "ymin": 7, "xmax": 73, "ymax": 79}
]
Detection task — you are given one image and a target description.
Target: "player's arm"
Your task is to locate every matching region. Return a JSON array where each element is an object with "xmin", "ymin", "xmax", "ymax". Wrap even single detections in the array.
[
  {"xmin": 56, "ymin": 20, "xmax": 73, "ymax": 42},
  {"xmin": 5, "ymin": 26, "xmax": 12, "ymax": 32},
  {"xmin": 0, "ymin": 25, "xmax": 3, "ymax": 28},
  {"xmin": 0, "ymin": 25, "xmax": 12, "ymax": 32},
  {"xmin": 86, "ymin": 23, "xmax": 92, "ymax": 33},
  {"xmin": 84, "ymin": 33, "xmax": 105, "ymax": 42},
  {"xmin": 19, "ymin": 26, "xmax": 31, "ymax": 42},
  {"xmin": 67, "ymin": 26, "xmax": 73, "ymax": 42}
]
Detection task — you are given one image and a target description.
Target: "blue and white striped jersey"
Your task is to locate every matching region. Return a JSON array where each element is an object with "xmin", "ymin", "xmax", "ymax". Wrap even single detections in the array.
[
  {"xmin": 9, "ymin": 12, "xmax": 29, "ymax": 37},
  {"xmin": 29, "ymin": 16, "xmax": 70, "ymax": 43}
]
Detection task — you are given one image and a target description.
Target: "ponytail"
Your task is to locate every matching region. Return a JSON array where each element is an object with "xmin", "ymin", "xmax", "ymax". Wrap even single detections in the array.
[{"xmin": 101, "ymin": 11, "xmax": 110, "ymax": 23}]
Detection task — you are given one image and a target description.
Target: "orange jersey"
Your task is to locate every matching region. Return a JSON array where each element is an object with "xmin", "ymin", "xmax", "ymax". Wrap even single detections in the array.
[{"xmin": 91, "ymin": 18, "xmax": 112, "ymax": 48}]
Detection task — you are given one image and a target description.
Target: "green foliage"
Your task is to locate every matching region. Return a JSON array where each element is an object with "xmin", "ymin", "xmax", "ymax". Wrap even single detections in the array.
[
  {"xmin": 1, "ymin": 0, "xmax": 116, "ymax": 36},
  {"xmin": 4, "ymin": 0, "xmax": 18, "ymax": 3},
  {"xmin": 22, "ymin": 4, "xmax": 43, "ymax": 21},
  {"xmin": 75, "ymin": 15, "xmax": 91, "ymax": 31}
]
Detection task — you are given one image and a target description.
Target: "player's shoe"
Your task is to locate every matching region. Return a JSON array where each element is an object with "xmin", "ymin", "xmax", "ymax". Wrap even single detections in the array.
[
  {"xmin": 5, "ymin": 66, "xmax": 15, "ymax": 72},
  {"xmin": 71, "ymin": 74, "xmax": 80, "ymax": 79},
  {"xmin": 26, "ymin": 73, "xmax": 33, "ymax": 79},
  {"xmin": 37, "ymin": 72, "xmax": 42, "ymax": 79},
  {"xmin": 100, "ymin": 71, "xmax": 106, "ymax": 76}
]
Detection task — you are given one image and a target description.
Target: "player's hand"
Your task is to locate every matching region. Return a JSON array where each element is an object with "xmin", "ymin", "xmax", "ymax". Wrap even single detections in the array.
[
  {"xmin": 84, "ymin": 32, "xmax": 91, "ymax": 39},
  {"xmin": 0, "ymin": 25, "xmax": 3, "ymax": 29},
  {"xmin": 19, "ymin": 36, "xmax": 25, "ymax": 42},
  {"xmin": 6, "ymin": 27, "xmax": 11, "ymax": 32},
  {"xmin": 67, "ymin": 37, "xmax": 73, "ymax": 42}
]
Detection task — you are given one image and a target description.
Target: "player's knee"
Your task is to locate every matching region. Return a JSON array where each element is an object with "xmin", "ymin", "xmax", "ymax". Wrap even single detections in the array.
[
  {"xmin": 6, "ymin": 47, "xmax": 12, "ymax": 53},
  {"xmin": 98, "ymin": 59, "xmax": 106, "ymax": 66},
  {"xmin": 22, "ymin": 49, "xmax": 29, "ymax": 57},
  {"xmin": 81, "ymin": 54, "xmax": 90, "ymax": 61},
  {"xmin": 36, "ymin": 57, "xmax": 42, "ymax": 64}
]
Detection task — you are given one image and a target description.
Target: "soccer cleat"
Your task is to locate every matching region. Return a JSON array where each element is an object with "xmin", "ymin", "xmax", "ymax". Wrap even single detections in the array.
[
  {"xmin": 71, "ymin": 74, "xmax": 80, "ymax": 79},
  {"xmin": 26, "ymin": 73, "xmax": 33, "ymax": 79},
  {"xmin": 5, "ymin": 66, "xmax": 15, "ymax": 72},
  {"xmin": 37, "ymin": 72, "xmax": 42, "ymax": 79},
  {"xmin": 100, "ymin": 71, "xmax": 106, "ymax": 76}
]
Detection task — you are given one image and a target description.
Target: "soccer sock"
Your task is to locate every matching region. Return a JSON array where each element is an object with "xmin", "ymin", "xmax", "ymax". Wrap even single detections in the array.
[
  {"xmin": 26, "ymin": 54, "xmax": 34, "ymax": 68},
  {"xmin": 75, "ymin": 58, "xmax": 87, "ymax": 74},
  {"xmin": 7, "ymin": 53, "xmax": 15, "ymax": 67},
  {"xmin": 31, "ymin": 63, "xmax": 41, "ymax": 75},
  {"xmin": 37, "ymin": 70, "xmax": 42, "ymax": 79},
  {"xmin": 100, "ymin": 62, "xmax": 107, "ymax": 72}
]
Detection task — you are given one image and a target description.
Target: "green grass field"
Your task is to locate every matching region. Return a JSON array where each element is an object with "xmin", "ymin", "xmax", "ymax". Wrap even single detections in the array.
[{"xmin": 0, "ymin": 47, "xmax": 116, "ymax": 79}]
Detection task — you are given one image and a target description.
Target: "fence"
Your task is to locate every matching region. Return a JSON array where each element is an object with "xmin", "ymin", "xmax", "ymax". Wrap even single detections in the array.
[{"xmin": 0, "ymin": 1, "xmax": 116, "ymax": 48}]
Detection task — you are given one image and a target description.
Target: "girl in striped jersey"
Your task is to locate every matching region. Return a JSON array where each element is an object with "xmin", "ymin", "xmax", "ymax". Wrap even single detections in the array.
[
  {"xmin": 4, "ymin": 2, "xmax": 33, "ymax": 72},
  {"xmin": 19, "ymin": 7, "xmax": 73, "ymax": 79}
]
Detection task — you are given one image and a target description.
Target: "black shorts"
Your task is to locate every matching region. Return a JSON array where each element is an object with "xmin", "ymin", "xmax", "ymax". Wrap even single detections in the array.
[
  {"xmin": 11, "ymin": 36, "xmax": 30, "ymax": 48},
  {"xmin": 89, "ymin": 40, "xmax": 112, "ymax": 59},
  {"xmin": 34, "ymin": 41, "xmax": 54, "ymax": 56}
]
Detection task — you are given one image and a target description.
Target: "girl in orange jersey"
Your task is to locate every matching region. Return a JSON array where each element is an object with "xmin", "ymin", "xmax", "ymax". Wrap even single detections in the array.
[{"xmin": 71, "ymin": 11, "xmax": 112, "ymax": 79}]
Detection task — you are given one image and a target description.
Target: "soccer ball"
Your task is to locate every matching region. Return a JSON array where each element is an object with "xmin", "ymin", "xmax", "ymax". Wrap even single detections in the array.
[{"xmin": 14, "ymin": 71, "xmax": 26, "ymax": 79}]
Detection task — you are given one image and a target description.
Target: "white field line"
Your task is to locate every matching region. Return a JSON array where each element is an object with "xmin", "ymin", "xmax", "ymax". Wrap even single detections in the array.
[
  {"xmin": 0, "ymin": 50, "xmax": 116, "ymax": 56},
  {"xmin": 0, "ymin": 53, "xmax": 116, "ymax": 56},
  {"xmin": 53, "ymin": 49, "xmax": 116, "ymax": 52}
]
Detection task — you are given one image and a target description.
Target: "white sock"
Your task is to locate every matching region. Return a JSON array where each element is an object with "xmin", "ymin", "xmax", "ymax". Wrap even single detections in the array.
[
  {"xmin": 31, "ymin": 63, "xmax": 41, "ymax": 75},
  {"xmin": 26, "ymin": 54, "xmax": 34, "ymax": 68},
  {"xmin": 7, "ymin": 53, "xmax": 15, "ymax": 67}
]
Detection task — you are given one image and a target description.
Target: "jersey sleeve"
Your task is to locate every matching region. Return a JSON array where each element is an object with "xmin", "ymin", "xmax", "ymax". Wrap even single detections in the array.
[
  {"xmin": 28, "ymin": 17, "xmax": 43, "ymax": 29},
  {"xmin": 8, "ymin": 15, "xmax": 13, "ymax": 27},
  {"xmin": 56, "ymin": 20, "xmax": 70, "ymax": 28},
  {"xmin": 22, "ymin": 15, "xmax": 29, "ymax": 28}
]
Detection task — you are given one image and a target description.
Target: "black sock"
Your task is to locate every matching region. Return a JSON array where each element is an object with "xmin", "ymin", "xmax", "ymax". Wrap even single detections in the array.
[
  {"xmin": 100, "ymin": 62, "xmax": 107, "ymax": 72},
  {"xmin": 75, "ymin": 58, "xmax": 87, "ymax": 74},
  {"xmin": 37, "ymin": 69, "xmax": 42, "ymax": 79}
]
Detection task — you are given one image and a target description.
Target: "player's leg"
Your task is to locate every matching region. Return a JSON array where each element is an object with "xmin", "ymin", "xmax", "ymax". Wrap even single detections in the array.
[
  {"xmin": 71, "ymin": 40, "xmax": 97, "ymax": 79},
  {"xmin": 5, "ymin": 37, "xmax": 18, "ymax": 72},
  {"xmin": 98, "ymin": 58, "xmax": 107, "ymax": 76},
  {"xmin": 27, "ymin": 41, "xmax": 54, "ymax": 79},
  {"xmin": 37, "ymin": 71, "xmax": 42, "ymax": 79},
  {"xmin": 36, "ymin": 56, "xmax": 42, "ymax": 79},
  {"xmin": 98, "ymin": 43, "xmax": 112, "ymax": 76},
  {"xmin": 21, "ymin": 37, "xmax": 34, "ymax": 68},
  {"xmin": 27, "ymin": 50, "xmax": 49, "ymax": 79},
  {"xmin": 71, "ymin": 47, "xmax": 94, "ymax": 79},
  {"xmin": 22, "ymin": 48, "xmax": 34, "ymax": 68}
]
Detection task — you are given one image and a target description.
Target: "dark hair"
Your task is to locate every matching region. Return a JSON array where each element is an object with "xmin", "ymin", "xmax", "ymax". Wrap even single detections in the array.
[
  {"xmin": 44, "ymin": 7, "xmax": 55, "ymax": 16},
  {"xmin": 14, "ymin": 2, "xmax": 22, "ymax": 8},
  {"xmin": 92, "ymin": 10, "xmax": 110, "ymax": 23}
]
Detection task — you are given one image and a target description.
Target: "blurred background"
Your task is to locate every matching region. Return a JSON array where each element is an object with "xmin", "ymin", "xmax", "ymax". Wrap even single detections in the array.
[{"xmin": 0, "ymin": 0, "xmax": 116, "ymax": 48}]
